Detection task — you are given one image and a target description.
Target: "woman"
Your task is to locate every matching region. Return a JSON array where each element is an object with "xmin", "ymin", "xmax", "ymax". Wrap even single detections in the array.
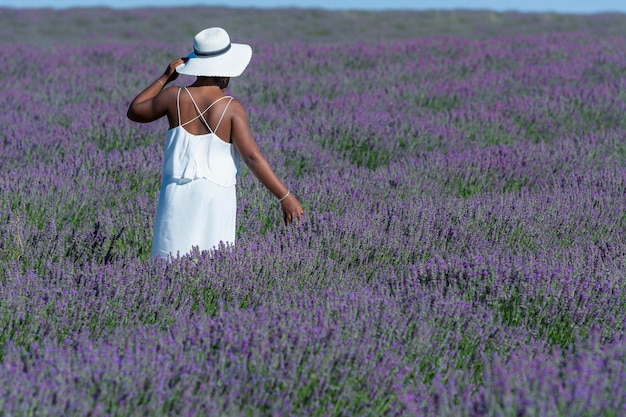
[{"xmin": 127, "ymin": 27, "xmax": 304, "ymax": 260}]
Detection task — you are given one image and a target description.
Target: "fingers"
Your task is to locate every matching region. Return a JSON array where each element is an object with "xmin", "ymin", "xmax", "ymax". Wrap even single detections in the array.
[
  {"xmin": 168, "ymin": 58, "xmax": 186, "ymax": 72},
  {"xmin": 280, "ymin": 195, "xmax": 304, "ymax": 224},
  {"xmin": 283, "ymin": 210, "xmax": 304, "ymax": 224}
]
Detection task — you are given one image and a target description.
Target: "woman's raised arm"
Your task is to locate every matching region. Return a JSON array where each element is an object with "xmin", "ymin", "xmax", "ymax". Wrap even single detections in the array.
[{"xmin": 127, "ymin": 58, "xmax": 186, "ymax": 123}]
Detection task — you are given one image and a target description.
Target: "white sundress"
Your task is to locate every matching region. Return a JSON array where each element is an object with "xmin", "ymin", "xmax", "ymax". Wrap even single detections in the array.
[{"xmin": 151, "ymin": 87, "xmax": 240, "ymax": 260}]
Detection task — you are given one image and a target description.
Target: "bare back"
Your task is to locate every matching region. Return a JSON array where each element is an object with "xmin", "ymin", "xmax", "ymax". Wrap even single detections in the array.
[{"xmin": 166, "ymin": 86, "xmax": 234, "ymax": 143}]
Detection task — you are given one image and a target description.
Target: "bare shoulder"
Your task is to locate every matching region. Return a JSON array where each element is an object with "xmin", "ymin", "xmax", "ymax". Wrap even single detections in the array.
[
  {"xmin": 161, "ymin": 86, "xmax": 186, "ymax": 114},
  {"xmin": 229, "ymin": 97, "xmax": 254, "ymax": 143},
  {"xmin": 161, "ymin": 85, "xmax": 180, "ymax": 100},
  {"xmin": 228, "ymin": 97, "xmax": 247, "ymax": 116},
  {"xmin": 150, "ymin": 85, "xmax": 179, "ymax": 108}
]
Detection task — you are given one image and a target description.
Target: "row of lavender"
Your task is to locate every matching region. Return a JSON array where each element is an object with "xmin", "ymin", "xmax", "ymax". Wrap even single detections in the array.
[
  {"xmin": 3, "ymin": 7, "xmax": 626, "ymax": 45},
  {"xmin": 2, "ymin": 9, "xmax": 626, "ymax": 415}
]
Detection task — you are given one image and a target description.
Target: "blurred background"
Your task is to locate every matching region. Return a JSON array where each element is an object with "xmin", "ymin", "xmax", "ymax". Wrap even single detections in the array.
[{"xmin": 3, "ymin": 0, "xmax": 626, "ymax": 14}]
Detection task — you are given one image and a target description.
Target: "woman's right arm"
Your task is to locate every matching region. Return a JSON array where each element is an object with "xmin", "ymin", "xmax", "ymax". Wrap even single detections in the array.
[{"xmin": 230, "ymin": 100, "xmax": 304, "ymax": 223}]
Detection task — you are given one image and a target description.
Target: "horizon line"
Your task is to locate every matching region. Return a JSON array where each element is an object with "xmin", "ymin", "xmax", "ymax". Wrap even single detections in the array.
[{"xmin": 1, "ymin": 4, "xmax": 626, "ymax": 15}]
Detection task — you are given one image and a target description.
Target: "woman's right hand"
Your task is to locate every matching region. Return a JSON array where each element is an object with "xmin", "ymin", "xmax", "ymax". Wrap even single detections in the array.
[{"xmin": 280, "ymin": 194, "xmax": 304, "ymax": 224}]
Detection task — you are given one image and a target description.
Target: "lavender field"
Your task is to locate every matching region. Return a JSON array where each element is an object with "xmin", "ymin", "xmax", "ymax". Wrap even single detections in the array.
[{"xmin": 2, "ymin": 6, "xmax": 626, "ymax": 416}]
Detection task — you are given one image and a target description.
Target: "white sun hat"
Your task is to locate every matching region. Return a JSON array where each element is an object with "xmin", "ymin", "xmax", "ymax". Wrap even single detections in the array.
[{"xmin": 176, "ymin": 27, "xmax": 252, "ymax": 77}]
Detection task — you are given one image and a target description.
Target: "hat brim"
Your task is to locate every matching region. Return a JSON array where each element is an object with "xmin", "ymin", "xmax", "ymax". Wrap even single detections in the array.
[{"xmin": 176, "ymin": 43, "xmax": 252, "ymax": 77}]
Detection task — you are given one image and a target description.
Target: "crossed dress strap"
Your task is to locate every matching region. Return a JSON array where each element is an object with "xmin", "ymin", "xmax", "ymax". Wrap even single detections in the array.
[{"xmin": 177, "ymin": 87, "xmax": 233, "ymax": 134}]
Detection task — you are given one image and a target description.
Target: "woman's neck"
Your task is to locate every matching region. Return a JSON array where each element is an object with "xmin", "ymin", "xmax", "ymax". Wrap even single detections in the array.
[{"xmin": 190, "ymin": 77, "xmax": 221, "ymax": 88}]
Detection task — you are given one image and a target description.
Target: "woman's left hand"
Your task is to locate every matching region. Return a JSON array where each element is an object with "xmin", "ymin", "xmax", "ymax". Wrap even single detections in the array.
[{"xmin": 163, "ymin": 57, "xmax": 187, "ymax": 84}]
